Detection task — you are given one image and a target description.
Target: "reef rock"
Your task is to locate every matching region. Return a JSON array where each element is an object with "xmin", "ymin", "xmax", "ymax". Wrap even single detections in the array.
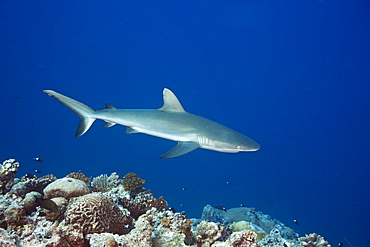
[{"xmin": 43, "ymin": 177, "xmax": 91, "ymax": 199}]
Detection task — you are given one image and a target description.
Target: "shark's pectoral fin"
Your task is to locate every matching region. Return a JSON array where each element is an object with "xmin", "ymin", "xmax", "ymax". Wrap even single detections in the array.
[
  {"xmin": 160, "ymin": 141, "xmax": 200, "ymax": 159},
  {"xmin": 126, "ymin": 126, "xmax": 140, "ymax": 134}
]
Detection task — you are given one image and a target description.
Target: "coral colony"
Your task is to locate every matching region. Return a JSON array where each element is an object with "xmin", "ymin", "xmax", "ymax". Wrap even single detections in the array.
[{"xmin": 0, "ymin": 159, "xmax": 331, "ymax": 246}]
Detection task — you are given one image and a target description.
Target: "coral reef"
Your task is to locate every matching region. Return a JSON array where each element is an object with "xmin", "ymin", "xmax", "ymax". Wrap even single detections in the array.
[
  {"xmin": 0, "ymin": 158, "xmax": 332, "ymax": 247},
  {"xmin": 299, "ymin": 233, "xmax": 331, "ymax": 247},
  {"xmin": 0, "ymin": 159, "xmax": 19, "ymax": 195},
  {"xmin": 122, "ymin": 172, "xmax": 146, "ymax": 193},
  {"xmin": 65, "ymin": 192, "xmax": 132, "ymax": 235},
  {"xmin": 43, "ymin": 177, "xmax": 91, "ymax": 199}
]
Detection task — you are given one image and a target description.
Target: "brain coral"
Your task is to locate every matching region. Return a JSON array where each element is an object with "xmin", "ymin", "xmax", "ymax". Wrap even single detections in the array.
[{"xmin": 65, "ymin": 193, "xmax": 132, "ymax": 235}]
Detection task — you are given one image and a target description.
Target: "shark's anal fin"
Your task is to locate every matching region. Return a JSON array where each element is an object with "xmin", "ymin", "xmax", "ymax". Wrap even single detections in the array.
[
  {"xmin": 126, "ymin": 126, "xmax": 140, "ymax": 134},
  {"xmin": 160, "ymin": 141, "xmax": 200, "ymax": 159}
]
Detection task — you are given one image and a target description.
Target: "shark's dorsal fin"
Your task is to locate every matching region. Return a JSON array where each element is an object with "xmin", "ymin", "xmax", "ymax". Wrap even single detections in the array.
[
  {"xmin": 157, "ymin": 88, "xmax": 185, "ymax": 112},
  {"xmin": 104, "ymin": 103, "xmax": 116, "ymax": 109}
]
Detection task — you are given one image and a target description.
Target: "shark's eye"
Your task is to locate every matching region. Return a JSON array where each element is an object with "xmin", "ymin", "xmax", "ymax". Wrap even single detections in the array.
[{"xmin": 237, "ymin": 145, "xmax": 242, "ymax": 150}]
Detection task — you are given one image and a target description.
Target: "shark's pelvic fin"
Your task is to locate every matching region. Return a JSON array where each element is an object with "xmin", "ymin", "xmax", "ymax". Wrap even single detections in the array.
[
  {"xmin": 157, "ymin": 88, "xmax": 185, "ymax": 112},
  {"xmin": 42, "ymin": 90, "xmax": 96, "ymax": 137},
  {"xmin": 160, "ymin": 141, "xmax": 200, "ymax": 159},
  {"xmin": 126, "ymin": 126, "xmax": 140, "ymax": 134},
  {"xmin": 104, "ymin": 121, "xmax": 116, "ymax": 128}
]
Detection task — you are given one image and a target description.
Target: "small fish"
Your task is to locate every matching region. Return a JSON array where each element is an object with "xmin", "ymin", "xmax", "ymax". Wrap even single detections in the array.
[
  {"xmin": 293, "ymin": 219, "xmax": 299, "ymax": 225},
  {"xmin": 34, "ymin": 157, "xmax": 44, "ymax": 163},
  {"xmin": 24, "ymin": 173, "xmax": 36, "ymax": 179},
  {"xmin": 167, "ymin": 207, "xmax": 176, "ymax": 213},
  {"xmin": 34, "ymin": 196, "xmax": 59, "ymax": 213},
  {"xmin": 338, "ymin": 243, "xmax": 343, "ymax": 247},
  {"xmin": 35, "ymin": 169, "xmax": 42, "ymax": 173},
  {"xmin": 215, "ymin": 205, "xmax": 227, "ymax": 212},
  {"xmin": 12, "ymin": 96, "xmax": 22, "ymax": 100},
  {"xmin": 226, "ymin": 181, "xmax": 230, "ymax": 185},
  {"xmin": 240, "ymin": 204, "xmax": 246, "ymax": 207},
  {"xmin": 182, "ymin": 187, "xmax": 187, "ymax": 191}
]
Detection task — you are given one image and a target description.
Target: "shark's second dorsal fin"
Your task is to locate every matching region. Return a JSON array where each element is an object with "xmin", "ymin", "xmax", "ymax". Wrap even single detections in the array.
[
  {"xmin": 157, "ymin": 88, "xmax": 185, "ymax": 112},
  {"xmin": 104, "ymin": 103, "xmax": 116, "ymax": 109}
]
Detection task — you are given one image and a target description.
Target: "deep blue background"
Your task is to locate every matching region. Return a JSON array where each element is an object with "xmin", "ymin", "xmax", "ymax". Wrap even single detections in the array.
[{"xmin": 1, "ymin": 1, "xmax": 369, "ymax": 246}]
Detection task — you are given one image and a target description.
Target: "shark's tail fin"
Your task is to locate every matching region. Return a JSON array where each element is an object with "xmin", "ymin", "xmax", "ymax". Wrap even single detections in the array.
[{"xmin": 42, "ymin": 90, "xmax": 96, "ymax": 137}]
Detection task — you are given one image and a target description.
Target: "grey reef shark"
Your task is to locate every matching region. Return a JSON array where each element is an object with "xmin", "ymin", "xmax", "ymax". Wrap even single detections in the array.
[{"xmin": 43, "ymin": 88, "xmax": 260, "ymax": 158}]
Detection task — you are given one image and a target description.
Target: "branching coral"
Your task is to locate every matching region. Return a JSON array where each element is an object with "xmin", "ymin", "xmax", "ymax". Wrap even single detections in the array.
[
  {"xmin": 299, "ymin": 233, "xmax": 331, "ymax": 247},
  {"xmin": 122, "ymin": 172, "xmax": 145, "ymax": 193},
  {"xmin": 91, "ymin": 172, "xmax": 121, "ymax": 192},
  {"xmin": 66, "ymin": 172, "xmax": 90, "ymax": 186},
  {"xmin": 118, "ymin": 190, "xmax": 168, "ymax": 219},
  {"xmin": 65, "ymin": 193, "xmax": 132, "ymax": 235}
]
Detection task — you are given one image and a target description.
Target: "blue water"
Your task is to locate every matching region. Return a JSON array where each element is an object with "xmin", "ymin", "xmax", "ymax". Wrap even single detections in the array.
[{"xmin": 1, "ymin": 1, "xmax": 369, "ymax": 246}]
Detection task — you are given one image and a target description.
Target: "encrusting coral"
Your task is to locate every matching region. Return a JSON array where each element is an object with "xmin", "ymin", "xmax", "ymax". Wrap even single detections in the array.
[
  {"xmin": 65, "ymin": 192, "xmax": 132, "ymax": 235},
  {"xmin": 299, "ymin": 233, "xmax": 331, "ymax": 247},
  {"xmin": 0, "ymin": 159, "xmax": 19, "ymax": 195}
]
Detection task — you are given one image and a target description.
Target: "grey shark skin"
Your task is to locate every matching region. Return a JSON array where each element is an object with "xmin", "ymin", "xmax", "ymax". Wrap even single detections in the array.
[{"xmin": 42, "ymin": 88, "xmax": 260, "ymax": 158}]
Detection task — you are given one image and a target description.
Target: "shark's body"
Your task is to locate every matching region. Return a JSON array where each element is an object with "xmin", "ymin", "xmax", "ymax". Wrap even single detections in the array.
[{"xmin": 43, "ymin": 88, "xmax": 260, "ymax": 158}]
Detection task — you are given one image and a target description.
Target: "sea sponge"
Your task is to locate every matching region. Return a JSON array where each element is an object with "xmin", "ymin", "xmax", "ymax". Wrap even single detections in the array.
[
  {"xmin": 43, "ymin": 177, "xmax": 91, "ymax": 199},
  {"xmin": 122, "ymin": 172, "xmax": 145, "ymax": 193},
  {"xmin": 299, "ymin": 233, "xmax": 331, "ymax": 247},
  {"xmin": 65, "ymin": 193, "xmax": 132, "ymax": 235},
  {"xmin": 233, "ymin": 220, "xmax": 250, "ymax": 232}
]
